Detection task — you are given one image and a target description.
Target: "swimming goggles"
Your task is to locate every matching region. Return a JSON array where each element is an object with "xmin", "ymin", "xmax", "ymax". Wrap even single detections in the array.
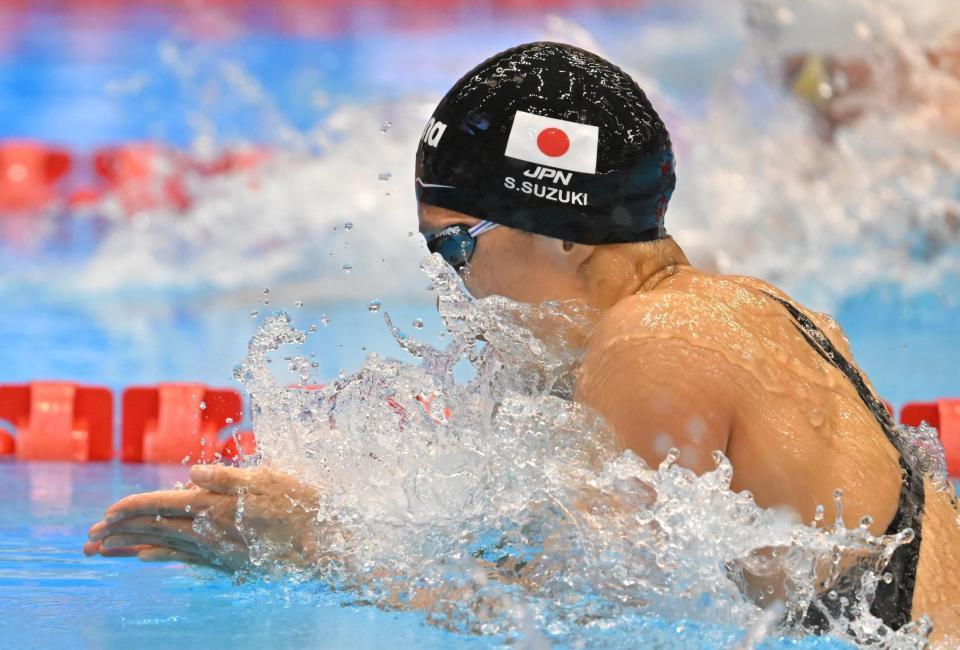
[{"xmin": 423, "ymin": 220, "xmax": 500, "ymax": 271}]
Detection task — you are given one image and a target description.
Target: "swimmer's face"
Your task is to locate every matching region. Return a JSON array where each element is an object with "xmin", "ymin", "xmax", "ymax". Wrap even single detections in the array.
[{"xmin": 418, "ymin": 203, "xmax": 602, "ymax": 307}]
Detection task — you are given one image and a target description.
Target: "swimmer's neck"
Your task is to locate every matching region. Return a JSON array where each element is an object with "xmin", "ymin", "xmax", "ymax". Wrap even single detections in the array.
[{"xmin": 615, "ymin": 236, "xmax": 692, "ymax": 301}]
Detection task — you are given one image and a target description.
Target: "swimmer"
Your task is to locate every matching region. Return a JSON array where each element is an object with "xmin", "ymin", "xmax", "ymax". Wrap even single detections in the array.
[
  {"xmin": 84, "ymin": 42, "xmax": 960, "ymax": 639},
  {"xmin": 782, "ymin": 38, "xmax": 960, "ymax": 138},
  {"xmin": 741, "ymin": 0, "xmax": 960, "ymax": 138}
]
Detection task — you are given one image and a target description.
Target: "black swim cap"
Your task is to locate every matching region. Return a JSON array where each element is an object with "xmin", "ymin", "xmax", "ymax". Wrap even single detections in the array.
[{"xmin": 415, "ymin": 42, "xmax": 676, "ymax": 245}]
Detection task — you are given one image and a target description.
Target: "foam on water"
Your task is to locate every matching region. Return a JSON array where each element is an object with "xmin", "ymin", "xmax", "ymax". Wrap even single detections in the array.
[{"xmin": 223, "ymin": 254, "xmax": 951, "ymax": 648}]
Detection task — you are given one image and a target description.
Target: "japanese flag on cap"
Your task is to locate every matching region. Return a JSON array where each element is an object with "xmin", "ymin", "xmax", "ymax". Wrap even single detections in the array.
[{"xmin": 504, "ymin": 110, "xmax": 599, "ymax": 174}]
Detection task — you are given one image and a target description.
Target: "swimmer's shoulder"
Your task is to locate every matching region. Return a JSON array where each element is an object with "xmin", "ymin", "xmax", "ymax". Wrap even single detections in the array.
[
  {"xmin": 588, "ymin": 268, "xmax": 758, "ymax": 346},
  {"xmin": 720, "ymin": 273, "xmax": 855, "ymax": 358},
  {"xmin": 586, "ymin": 269, "xmax": 854, "ymax": 362}
]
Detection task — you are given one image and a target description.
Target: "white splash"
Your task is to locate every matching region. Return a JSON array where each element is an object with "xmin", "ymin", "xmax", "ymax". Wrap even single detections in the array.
[{"xmin": 229, "ymin": 255, "xmax": 937, "ymax": 648}]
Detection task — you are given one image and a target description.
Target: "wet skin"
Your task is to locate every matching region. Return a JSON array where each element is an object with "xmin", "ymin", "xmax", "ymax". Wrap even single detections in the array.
[{"xmin": 85, "ymin": 203, "xmax": 960, "ymax": 639}]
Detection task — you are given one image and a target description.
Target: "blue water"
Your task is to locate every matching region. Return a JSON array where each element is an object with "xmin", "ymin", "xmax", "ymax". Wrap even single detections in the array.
[
  {"xmin": 0, "ymin": 462, "xmax": 861, "ymax": 649},
  {"xmin": 1, "ymin": 2, "xmax": 958, "ymax": 648},
  {"xmin": 0, "ymin": 286, "xmax": 954, "ymax": 425},
  {"xmin": 0, "ymin": 2, "xmax": 718, "ymax": 149},
  {"xmin": 0, "ymin": 462, "xmax": 490, "ymax": 649}
]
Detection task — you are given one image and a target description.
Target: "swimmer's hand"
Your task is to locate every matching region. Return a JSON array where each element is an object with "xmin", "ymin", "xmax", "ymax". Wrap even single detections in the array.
[{"xmin": 83, "ymin": 465, "xmax": 324, "ymax": 574}]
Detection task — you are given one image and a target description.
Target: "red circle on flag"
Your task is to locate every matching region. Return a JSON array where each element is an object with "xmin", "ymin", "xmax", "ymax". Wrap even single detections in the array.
[{"xmin": 536, "ymin": 127, "xmax": 570, "ymax": 157}]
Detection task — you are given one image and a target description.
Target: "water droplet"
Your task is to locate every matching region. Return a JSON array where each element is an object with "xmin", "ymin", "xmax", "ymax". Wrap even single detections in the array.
[
  {"xmin": 367, "ymin": 300, "xmax": 381, "ymax": 313},
  {"xmin": 407, "ymin": 231, "xmax": 414, "ymax": 237},
  {"xmin": 812, "ymin": 504, "xmax": 826, "ymax": 527},
  {"xmin": 882, "ymin": 572, "xmax": 894, "ymax": 584},
  {"xmin": 185, "ymin": 504, "xmax": 192, "ymax": 513},
  {"xmin": 156, "ymin": 514, "xmax": 162, "ymax": 522},
  {"xmin": 344, "ymin": 222, "xmax": 354, "ymax": 231},
  {"xmin": 379, "ymin": 120, "xmax": 392, "ymax": 133},
  {"xmin": 808, "ymin": 408, "xmax": 825, "ymax": 427},
  {"xmin": 321, "ymin": 314, "xmax": 330, "ymax": 327},
  {"xmin": 412, "ymin": 319, "xmax": 424, "ymax": 329},
  {"xmin": 250, "ymin": 309, "xmax": 259, "ymax": 317},
  {"xmin": 378, "ymin": 171, "xmax": 392, "ymax": 182},
  {"xmin": 859, "ymin": 515, "xmax": 874, "ymax": 529},
  {"xmin": 828, "ymin": 589, "xmax": 838, "ymax": 600},
  {"xmin": 295, "ymin": 300, "xmax": 304, "ymax": 308},
  {"xmin": 199, "ymin": 401, "xmax": 207, "ymax": 410},
  {"xmin": 342, "ymin": 264, "xmax": 352, "ymax": 274},
  {"xmin": 261, "ymin": 287, "xmax": 270, "ymax": 294},
  {"xmin": 308, "ymin": 324, "xmax": 318, "ymax": 333},
  {"xmin": 225, "ymin": 417, "xmax": 233, "ymax": 424}
]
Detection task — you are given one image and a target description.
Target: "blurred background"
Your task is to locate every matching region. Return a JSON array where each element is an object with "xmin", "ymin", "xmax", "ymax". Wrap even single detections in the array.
[{"xmin": 1, "ymin": 0, "xmax": 957, "ymax": 411}]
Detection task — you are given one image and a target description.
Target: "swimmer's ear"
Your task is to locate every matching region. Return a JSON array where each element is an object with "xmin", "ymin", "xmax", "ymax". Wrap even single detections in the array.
[{"xmin": 534, "ymin": 234, "xmax": 595, "ymax": 270}]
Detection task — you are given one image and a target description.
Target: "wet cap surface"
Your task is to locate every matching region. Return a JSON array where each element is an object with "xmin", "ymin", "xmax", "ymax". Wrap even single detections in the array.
[{"xmin": 416, "ymin": 41, "xmax": 676, "ymax": 244}]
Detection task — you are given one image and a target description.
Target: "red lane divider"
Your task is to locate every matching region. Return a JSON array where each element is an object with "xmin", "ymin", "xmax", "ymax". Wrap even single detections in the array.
[
  {"xmin": 93, "ymin": 143, "xmax": 193, "ymax": 215},
  {"xmin": 0, "ymin": 426, "xmax": 16, "ymax": 456},
  {"xmin": 220, "ymin": 430, "xmax": 257, "ymax": 462},
  {"xmin": 0, "ymin": 141, "xmax": 72, "ymax": 214},
  {"xmin": 1, "ymin": 380, "xmax": 957, "ymax": 476},
  {"xmin": 122, "ymin": 383, "xmax": 244, "ymax": 463},
  {"xmin": 901, "ymin": 399, "xmax": 960, "ymax": 478},
  {"xmin": 0, "ymin": 382, "xmax": 112, "ymax": 461},
  {"xmin": 0, "ymin": 139, "xmax": 272, "ymax": 217}
]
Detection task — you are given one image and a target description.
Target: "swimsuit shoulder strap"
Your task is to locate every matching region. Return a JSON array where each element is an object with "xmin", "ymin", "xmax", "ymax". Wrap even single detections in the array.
[
  {"xmin": 761, "ymin": 291, "xmax": 923, "ymax": 631},
  {"xmin": 762, "ymin": 291, "xmax": 896, "ymax": 435}
]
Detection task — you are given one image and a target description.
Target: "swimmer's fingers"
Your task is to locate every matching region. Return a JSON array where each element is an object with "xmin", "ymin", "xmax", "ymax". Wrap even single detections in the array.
[
  {"xmin": 91, "ymin": 515, "xmax": 201, "ymax": 544},
  {"xmin": 99, "ymin": 499, "xmax": 251, "ymax": 546},
  {"xmin": 101, "ymin": 533, "xmax": 198, "ymax": 554},
  {"xmin": 137, "ymin": 546, "xmax": 212, "ymax": 567},
  {"xmin": 82, "ymin": 539, "xmax": 102, "ymax": 556},
  {"xmin": 96, "ymin": 489, "xmax": 229, "ymax": 529},
  {"xmin": 114, "ymin": 534, "xmax": 247, "ymax": 572},
  {"xmin": 190, "ymin": 464, "xmax": 313, "ymax": 499},
  {"xmin": 83, "ymin": 539, "xmax": 148, "ymax": 558},
  {"xmin": 100, "ymin": 530, "xmax": 248, "ymax": 568},
  {"xmin": 100, "ymin": 544, "xmax": 151, "ymax": 558}
]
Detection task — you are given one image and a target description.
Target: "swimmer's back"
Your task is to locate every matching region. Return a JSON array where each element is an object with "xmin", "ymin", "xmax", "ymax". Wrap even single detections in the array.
[{"xmin": 577, "ymin": 267, "xmax": 960, "ymax": 638}]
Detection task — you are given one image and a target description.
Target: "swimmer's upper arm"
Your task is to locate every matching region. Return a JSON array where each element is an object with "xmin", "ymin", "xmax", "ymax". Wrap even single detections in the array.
[{"xmin": 574, "ymin": 305, "xmax": 735, "ymax": 475}]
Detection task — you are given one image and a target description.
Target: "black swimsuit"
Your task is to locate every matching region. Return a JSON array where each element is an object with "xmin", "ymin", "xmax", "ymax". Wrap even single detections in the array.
[{"xmin": 767, "ymin": 293, "xmax": 924, "ymax": 631}]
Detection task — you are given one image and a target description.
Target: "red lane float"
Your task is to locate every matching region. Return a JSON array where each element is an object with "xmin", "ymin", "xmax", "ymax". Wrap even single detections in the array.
[
  {"xmin": 0, "ymin": 382, "xmax": 112, "ymax": 461},
  {"xmin": 0, "ymin": 426, "xmax": 15, "ymax": 456},
  {"xmin": 219, "ymin": 430, "xmax": 257, "ymax": 462},
  {"xmin": 93, "ymin": 143, "xmax": 192, "ymax": 215},
  {"xmin": 0, "ymin": 140, "xmax": 72, "ymax": 214},
  {"xmin": 122, "ymin": 383, "xmax": 243, "ymax": 463},
  {"xmin": 901, "ymin": 399, "xmax": 960, "ymax": 477},
  {"xmin": 0, "ymin": 141, "xmax": 272, "ymax": 218}
]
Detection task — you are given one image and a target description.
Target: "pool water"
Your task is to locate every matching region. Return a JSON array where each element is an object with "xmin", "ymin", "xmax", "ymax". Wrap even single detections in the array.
[
  {"xmin": 2, "ymin": 0, "xmax": 959, "ymax": 647},
  {"xmin": 0, "ymin": 462, "xmax": 491, "ymax": 649},
  {"xmin": 2, "ymin": 461, "xmax": 867, "ymax": 650}
]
